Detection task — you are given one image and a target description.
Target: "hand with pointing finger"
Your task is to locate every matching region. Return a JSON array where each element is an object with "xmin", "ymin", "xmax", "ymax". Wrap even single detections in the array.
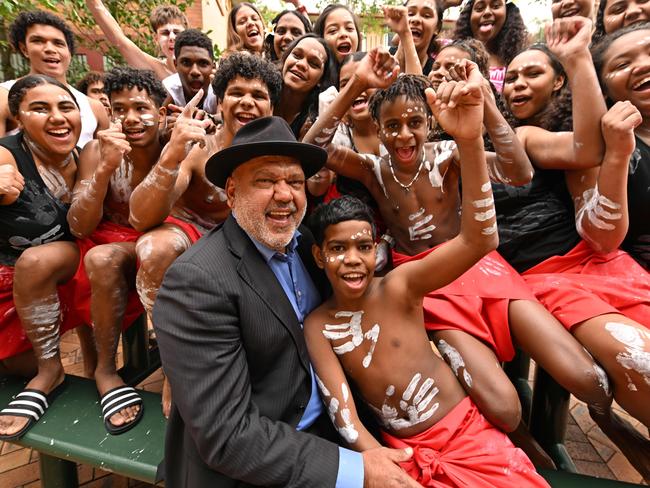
[{"xmin": 167, "ymin": 89, "xmax": 212, "ymax": 162}]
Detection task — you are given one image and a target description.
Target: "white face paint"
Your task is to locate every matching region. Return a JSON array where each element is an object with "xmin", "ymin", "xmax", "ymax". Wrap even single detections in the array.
[
  {"xmin": 349, "ymin": 229, "xmax": 371, "ymax": 240},
  {"xmin": 408, "ymin": 208, "xmax": 435, "ymax": 241},
  {"xmin": 605, "ymin": 322, "xmax": 650, "ymax": 388},
  {"xmin": 437, "ymin": 340, "xmax": 472, "ymax": 387},
  {"xmin": 327, "ymin": 254, "xmax": 345, "ymax": 263},
  {"xmin": 322, "ymin": 311, "xmax": 380, "ymax": 368},
  {"xmin": 140, "ymin": 113, "xmax": 156, "ymax": 127},
  {"xmin": 370, "ymin": 372, "xmax": 440, "ymax": 430}
]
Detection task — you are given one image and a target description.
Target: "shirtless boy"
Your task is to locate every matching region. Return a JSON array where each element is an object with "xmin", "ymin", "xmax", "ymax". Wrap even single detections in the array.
[
  {"xmin": 129, "ymin": 53, "xmax": 282, "ymax": 415},
  {"xmin": 303, "ymin": 74, "xmax": 547, "ymax": 485},
  {"xmin": 304, "ymin": 58, "xmax": 612, "ymax": 464},
  {"xmin": 68, "ymin": 67, "xmax": 167, "ymax": 434}
]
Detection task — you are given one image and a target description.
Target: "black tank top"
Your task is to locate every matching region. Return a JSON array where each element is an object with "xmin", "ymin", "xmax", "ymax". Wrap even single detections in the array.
[
  {"xmin": 623, "ymin": 137, "xmax": 650, "ymax": 268},
  {"xmin": 0, "ymin": 134, "xmax": 73, "ymax": 266},
  {"xmin": 493, "ymin": 168, "xmax": 581, "ymax": 273}
]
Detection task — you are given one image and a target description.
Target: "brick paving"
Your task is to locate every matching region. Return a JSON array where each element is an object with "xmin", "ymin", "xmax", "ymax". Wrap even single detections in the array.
[{"xmin": 0, "ymin": 332, "xmax": 647, "ymax": 487}]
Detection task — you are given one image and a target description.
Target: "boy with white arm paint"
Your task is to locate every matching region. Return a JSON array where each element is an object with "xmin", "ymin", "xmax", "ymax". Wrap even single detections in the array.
[{"xmin": 303, "ymin": 73, "xmax": 548, "ymax": 486}]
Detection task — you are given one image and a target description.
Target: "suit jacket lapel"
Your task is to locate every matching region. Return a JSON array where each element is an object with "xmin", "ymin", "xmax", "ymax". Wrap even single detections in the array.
[{"xmin": 224, "ymin": 216, "xmax": 312, "ymax": 373}]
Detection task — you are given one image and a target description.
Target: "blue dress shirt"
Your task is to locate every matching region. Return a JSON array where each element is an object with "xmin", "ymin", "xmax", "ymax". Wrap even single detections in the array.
[{"xmin": 245, "ymin": 225, "xmax": 364, "ymax": 488}]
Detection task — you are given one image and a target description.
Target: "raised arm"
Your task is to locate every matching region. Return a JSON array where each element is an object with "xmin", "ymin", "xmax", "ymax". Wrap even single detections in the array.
[
  {"xmin": 394, "ymin": 68, "xmax": 498, "ymax": 298},
  {"xmin": 384, "ymin": 6, "xmax": 422, "ymax": 76},
  {"xmin": 68, "ymin": 122, "xmax": 128, "ymax": 237},
  {"xmin": 518, "ymin": 17, "xmax": 606, "ymax": 170},
  {"xmin": 85, "ymin": 0, "xmax": 172, "ymax": 80},
  {"xmin": 129, "ymin": 91, "xmax": 210, "ymax": 231},
  {"xmin": 565, "ymin": 101, "xmax": 640, "ymax": 253},
  {"xmin": 447, "ymin": 60, "xmax": 533, "ymax": 186},
  {"xmin": 0, "ymin": 148, "xmax": 24, "ymax": 206}
]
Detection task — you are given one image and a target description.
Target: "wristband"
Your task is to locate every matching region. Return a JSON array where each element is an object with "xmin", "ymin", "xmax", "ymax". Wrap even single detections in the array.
[{"xmin": 380, "ymin": 233, "xmax": 396, "ymax": 249}]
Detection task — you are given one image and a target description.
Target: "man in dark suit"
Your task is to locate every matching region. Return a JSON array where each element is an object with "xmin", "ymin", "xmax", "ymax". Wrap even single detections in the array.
[{"xmin": 153, "ymin": 117, "xmax": 420, "ymax": 487}]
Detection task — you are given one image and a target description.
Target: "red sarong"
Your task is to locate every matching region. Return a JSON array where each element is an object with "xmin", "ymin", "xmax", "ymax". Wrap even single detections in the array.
[
  {"xmin": 74, "ymin": 220, "xmax": 144, "ymax": 332},
  {"xmin": 523, "ymin": 241, "xmax": 650, "ymax": 330},
  {"xmin": 0, "ymin": 244, "xmax": 90, "ymax": 361},
  {"xmin": 392, "ymin": 248, "xmax": 534, "ymax": 361},
  {"xmin": 382, "ymin": 397, "xmax": 550, "ymax": 488},
  {"xmin": 163, "ymin": 215, "xmax": 203, "ymax": 244}
]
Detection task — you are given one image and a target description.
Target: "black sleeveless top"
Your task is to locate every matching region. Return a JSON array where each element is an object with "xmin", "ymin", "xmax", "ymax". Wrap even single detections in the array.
[
  {"xmin": 493, "ymin": 168, "xmax": 581, "ymax": 273},
  {"xmin": 0, "ymin": 134, "xmax": 73, "ymax": 266},
  {"xmin": 623, "ymin": 137, "xmax": 650, "ymax": 268}
]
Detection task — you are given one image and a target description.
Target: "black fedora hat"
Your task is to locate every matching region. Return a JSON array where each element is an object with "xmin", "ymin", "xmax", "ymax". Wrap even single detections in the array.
[{"xmin": 205, "ymin": 116, "xmax": 327, "ymax": 188}]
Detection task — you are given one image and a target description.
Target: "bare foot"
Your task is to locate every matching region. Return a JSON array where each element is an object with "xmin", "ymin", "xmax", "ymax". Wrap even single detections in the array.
[
  {"xmin": 95, "ymin": 371, "xmax": 141, "ymax": 428},
  {"xmin": 162, "ymin": 374, "xmax": 172, "ymax": 419},
  {"xmin": 590, "ymin": 406, "xmax": 650, "ymax": 483},
  {"xmin": 0, "ymin": 363, "xmax": 65, "ymax": 437}
]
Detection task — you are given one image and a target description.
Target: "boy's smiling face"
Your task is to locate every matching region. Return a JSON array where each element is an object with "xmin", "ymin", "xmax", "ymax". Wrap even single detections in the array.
[
  {"xmin": 377, "ymin": 95, "xmax": 430, "ymax": 168},
  {"xmin": 314, "ymin": 220, "xmax": 377, "ymax": 300}
]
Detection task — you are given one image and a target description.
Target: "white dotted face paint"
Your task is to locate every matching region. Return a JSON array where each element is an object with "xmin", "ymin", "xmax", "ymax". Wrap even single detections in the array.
[
  {"xmin": 327, "ymin": 254, "xmax": 345, "ymax": 263},
  {"xmin": 349, "ymin": 229, "xmax": 370, "ymax": 240},
  {"xmin": 370, "ymin": 372, "xmax": 440, "ymax": 431},
  {"xmin": 437, "ymin": 340, "xmax": 472, "ymax": 387},
  {"xmin": 407, "ymin": 207, "xmax": 436, "ymax": 241},
  {"xmin": 140, "ymin": 113, "xmax": 155, "ymax": 127},
  {"xmin": 322, "ymin": 310, "xmax": 380, "ymax": 368},
  {"xmin": 605, "ymin": 322, "xmax": 650, "ymax": 388}
]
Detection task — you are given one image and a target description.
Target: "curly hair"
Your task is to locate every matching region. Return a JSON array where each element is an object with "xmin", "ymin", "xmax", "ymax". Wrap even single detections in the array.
[
  {"xmin": 211, "ymin": 52, "xmax": 283, "ymax": 107},
  {"xmin": 150, "ymin": 5, "xmax": 188, "ymax": 31},
  {"xmin": 264, "ymin": 10, "xmax": 313, "ymax": 61},
  {"xmin": 368, "ymin": 74, "xmax": 432, "ymax": 123},
  {"xmin": 453, "ymin": 0, "xmax": 528, "ymax": 66},
  {"xmin": 76, "ymin": 71, "xmax": 105, "ymax": 96},
  {"xmin": 174, "ymin": 28, "xmax": 214, "ymax": 60},
  {"xmin": 8, "ymin": 74, "xmax": 78, "ymax": 117},
  {"xmin": 103, "ymin": 66, "xmax": 168, "ymax": 107},
  {"xmin": 9, "ymin": 10, "xmax": 75, "ymax": 56},
  {"xmin": 593, "ymin": 0, "xmax": 610, "ymax": 41}
]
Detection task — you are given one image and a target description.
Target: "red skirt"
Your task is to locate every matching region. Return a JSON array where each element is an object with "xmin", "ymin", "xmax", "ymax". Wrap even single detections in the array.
[
  {"xmin": 382, "ymin": 397, "xmax": 549, "ymax": 487},
  {"xmin": 0, "ymin": 243, "xmax": 89, "ymax": 361},
  {"xmin": 164, "ymin": 215, "xmax": 203, "ymax": 244},
  {"xmin": 74, "ymin": 220, "xmax": 145, "ymax": 332},
  {"xmin": 392, "ymin": 248, "xmax": 534, "ymax": 361},
  {"xmin": 523, "ymin": 241, "xmax": 650, "ymax": 331}
]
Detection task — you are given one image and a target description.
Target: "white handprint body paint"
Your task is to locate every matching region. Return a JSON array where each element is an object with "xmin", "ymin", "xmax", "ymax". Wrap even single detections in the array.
[
  {"xmin": 315, "ymin": 376, "xmax": 359, "ymax": 443},
  {"xmin": 323, "ymin": 311, "xmax": 380, "ymax": 368},
  {"xmin": 576, "ymin": 186, "xmax": 622, "ymax": 235},
  {"xmin": 438, "ymin": 340, "xmax": 473, "ymax": 387},
  {"xmin": 370, "ymin": 373, "xmax": 440, "ymax": 431},
  {"xmin": 408, "ymin": 208, "xmax": 435, "ymax": 241},
  {"xmin": 109, "ymin": 157, "xmax": 133, "ymax": 204},
  {"xmin": 605, "ymin": 322, "xmax": 650, "ymax": 388}
]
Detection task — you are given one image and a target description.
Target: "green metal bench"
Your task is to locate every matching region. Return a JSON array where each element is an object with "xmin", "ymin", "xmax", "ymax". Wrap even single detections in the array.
[{"xmin": 0, "ymin": 374, "xmax": 164, "ymax": 487}]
